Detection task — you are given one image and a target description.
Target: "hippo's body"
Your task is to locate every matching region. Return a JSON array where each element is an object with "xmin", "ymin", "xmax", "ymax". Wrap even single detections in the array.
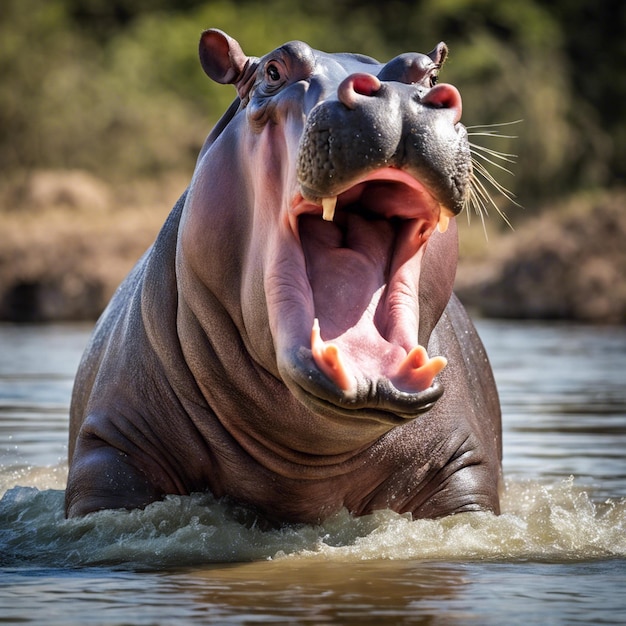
[{"xmin": 65, "ymin": 30, "xmax": 502, "ymax": 522}]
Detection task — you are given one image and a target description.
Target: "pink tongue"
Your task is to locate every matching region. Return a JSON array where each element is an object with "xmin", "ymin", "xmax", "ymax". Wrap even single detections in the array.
[{"xmin": 301, "ymin": 213, "xmax": 392, "ymax": 338}]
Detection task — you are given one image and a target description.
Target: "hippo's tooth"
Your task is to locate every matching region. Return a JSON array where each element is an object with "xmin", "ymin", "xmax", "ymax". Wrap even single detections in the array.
[
  {"xmin": 392, "ymin": 346, "xmax": 447, "ymax": 392},
  {"xmin": 311, "ymin": 318, "xmax": 353, "ymax": 391},
  {"xmin": 437, "ymin": 213, "xmax": 450, "ymax": 233},
  {"xmin": 322, "ymin": 196, "xmax": 337, "ymax": 222}
]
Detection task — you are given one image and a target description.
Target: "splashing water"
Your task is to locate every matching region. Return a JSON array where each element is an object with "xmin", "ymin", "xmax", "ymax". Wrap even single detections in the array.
[
  {"xmin": 1, "ymin": 470, "xmax": 624, "ymax": 571},
  {"xmin": 2, "ymin": 321, "xmax": 626, "ymax": 574}
]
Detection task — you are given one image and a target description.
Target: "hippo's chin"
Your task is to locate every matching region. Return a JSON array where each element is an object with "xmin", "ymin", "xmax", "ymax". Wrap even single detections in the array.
[
  {"xmin": 271, "ymin": 167, "xmax": 450, "ymax": 420},
  {"xmin": 279, "ymin": 347, "xmax": 444, "ymax": 425}
]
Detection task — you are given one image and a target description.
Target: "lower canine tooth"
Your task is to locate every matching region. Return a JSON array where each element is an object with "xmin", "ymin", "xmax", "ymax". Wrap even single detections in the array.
[
  {"xmin": 322, "ymin": 197, "xmax": 337, "ymax": 221},
  {"xmin": 393, "ymin": 347, "xmax": 447, "ymax": 393},
  {"xmin": 311, "ymin": 318, "xmax": 352, "ymax": 391}
]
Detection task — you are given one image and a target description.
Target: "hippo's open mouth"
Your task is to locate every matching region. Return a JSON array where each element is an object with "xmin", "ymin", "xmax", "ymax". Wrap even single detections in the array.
[{"xmin": 276, "ymin": 167, "xmax": 451, "ymax": 418}]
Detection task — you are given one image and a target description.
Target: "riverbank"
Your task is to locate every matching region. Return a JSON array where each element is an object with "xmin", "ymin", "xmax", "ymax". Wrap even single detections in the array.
[
  {"xmin": 456, "ymin": 189, "xmax": 626, "ymax": 324},
  {"xmin": 0, "ymin": 171, "xmax": 180, "ymax": 321},
  {"xmin": 1, "ymin": 170, "xmax": 624, "ymax": 323}
]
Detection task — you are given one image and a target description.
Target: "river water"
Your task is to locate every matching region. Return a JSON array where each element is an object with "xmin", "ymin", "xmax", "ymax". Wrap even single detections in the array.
[{"xmin": 0, "ymin": 320, "xmax": 625, "ymax": 624}]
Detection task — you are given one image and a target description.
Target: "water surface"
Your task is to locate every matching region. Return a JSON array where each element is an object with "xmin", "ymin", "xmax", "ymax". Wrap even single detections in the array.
[{"xmin": 1, "ymin": 320, "xmax": 625, "ymax": 624}]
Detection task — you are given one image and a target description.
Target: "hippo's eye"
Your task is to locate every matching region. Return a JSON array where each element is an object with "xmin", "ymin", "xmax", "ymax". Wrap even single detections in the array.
[
  {"xmin": 266, "ymin": 63, "xmax": 282, "ymax": 83},
  {"xmin": 429, "ymin": 72, "xmax": 439, "ymax": 88}
]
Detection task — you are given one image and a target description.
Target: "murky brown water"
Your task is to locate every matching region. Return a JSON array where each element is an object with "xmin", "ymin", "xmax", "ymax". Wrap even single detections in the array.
[{"xmin": 1, "ymin": 320, "xmax": 625, "ymax": 624}]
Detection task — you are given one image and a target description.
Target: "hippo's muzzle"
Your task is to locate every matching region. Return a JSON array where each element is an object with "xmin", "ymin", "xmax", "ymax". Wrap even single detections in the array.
[{"xmin": 297, "ymin": 68, "xmax": 471, "ymax": 216}]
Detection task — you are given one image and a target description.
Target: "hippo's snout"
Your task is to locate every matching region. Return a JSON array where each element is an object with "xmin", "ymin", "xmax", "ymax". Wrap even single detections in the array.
[{"xmin": 297, "ymin": 70, "xmax": 471, "ymax": 216}]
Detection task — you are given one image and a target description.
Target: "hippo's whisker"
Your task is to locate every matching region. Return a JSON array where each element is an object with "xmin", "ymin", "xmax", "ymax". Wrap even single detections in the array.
[
  {"xmin": 470, "ymin": 146, "xmax": 515, "ymax": 176},
  {"xmin": 467, "ymin": 161, "xmax": 515, "ymax": 233},
  {"xmin": 467, "ymin": 131, "xmax": 518, "ymax": 138},
  {"xmin": 472, "ymin": 158, "xmax": 519, "ymax": 208},
  {"xmin": 466, "ymin": 185, "xmax": 489, "ymax": 235},
  {"xmin": 470, "ymin": 144, "xmax": 516, "ymax": 169},
  {"xmin": 462, "ymin": 121, "xmax": 521, "ymax": 233},
  {"xmin": 465, "ymin": 119, "xmax": 523, "ymax": 133}
]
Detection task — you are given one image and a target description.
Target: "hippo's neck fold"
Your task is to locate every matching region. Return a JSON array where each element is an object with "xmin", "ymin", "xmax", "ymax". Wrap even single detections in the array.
[{"xmin": 175, "ymin": 245, "xmax": 389, "ymax": 469}]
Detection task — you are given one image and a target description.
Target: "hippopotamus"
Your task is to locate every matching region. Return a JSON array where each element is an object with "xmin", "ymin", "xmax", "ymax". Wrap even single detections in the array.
[{"xmin": 65, "ymin": 29, "xmax": 502, "ymax": 522}]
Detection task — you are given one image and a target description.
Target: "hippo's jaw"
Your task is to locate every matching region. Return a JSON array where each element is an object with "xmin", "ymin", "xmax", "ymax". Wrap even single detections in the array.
[{"xmin": 272, "ymin": 167, "xmax": 450, "ymax": 423}]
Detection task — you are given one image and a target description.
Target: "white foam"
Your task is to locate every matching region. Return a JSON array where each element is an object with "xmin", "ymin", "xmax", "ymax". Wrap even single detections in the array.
[{"xmin": 1, "ymin": 474, "xmax": 624, "ymax": 570}]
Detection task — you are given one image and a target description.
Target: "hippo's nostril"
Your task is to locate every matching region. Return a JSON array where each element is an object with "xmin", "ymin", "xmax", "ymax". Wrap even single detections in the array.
[
  {"xmin": 338, "ymin": 73, "xmax": 382, "ymax": 110},
  {"xmin": 351, "ymin": 74, "xmax": 381, "ymax": 96},
  {"xmin": 420, "ymin": 83, "xmax": 463, "ymax": 124}
]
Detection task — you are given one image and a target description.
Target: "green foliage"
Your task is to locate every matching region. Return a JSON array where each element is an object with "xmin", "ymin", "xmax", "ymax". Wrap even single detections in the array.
[
  {"xmin": 1, "ymin": 0, "xmax": 624, "ymax": 209},
  {"xmin": 0, "ymin": 0, "xmax": 95, "ymax": 171}
]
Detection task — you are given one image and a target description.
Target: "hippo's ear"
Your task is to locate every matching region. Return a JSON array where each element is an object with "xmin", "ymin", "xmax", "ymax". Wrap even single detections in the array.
[
  {"xmin": 427, "ymin": 42, "xmax": 448, "ymax": 67},
  {"xmin": 199, "ymin": 29, "xmax": 249, "ymax": 86}
]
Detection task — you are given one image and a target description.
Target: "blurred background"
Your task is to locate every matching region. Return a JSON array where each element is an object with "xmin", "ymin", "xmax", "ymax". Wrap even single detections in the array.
[{"xmin": 1, "ymin": 0, "xmax": 625, "ymax": 323}]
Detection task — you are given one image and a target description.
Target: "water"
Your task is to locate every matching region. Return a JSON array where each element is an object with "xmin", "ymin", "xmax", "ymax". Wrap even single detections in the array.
[{"xmin": 1, "ymin": 320, "xmax": 625, "ymax": 624}]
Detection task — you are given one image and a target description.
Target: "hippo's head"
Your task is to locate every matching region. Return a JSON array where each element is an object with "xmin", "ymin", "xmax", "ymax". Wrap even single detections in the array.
[{"xmin": 186, "ymin": 30, "xmax": 472, "ymax": 439}]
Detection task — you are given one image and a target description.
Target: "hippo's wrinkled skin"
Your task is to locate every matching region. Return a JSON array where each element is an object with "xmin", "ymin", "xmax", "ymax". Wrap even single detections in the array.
[{"xmin": 65, "ymin": 30, "xmax": 502, "ymax": 522}]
